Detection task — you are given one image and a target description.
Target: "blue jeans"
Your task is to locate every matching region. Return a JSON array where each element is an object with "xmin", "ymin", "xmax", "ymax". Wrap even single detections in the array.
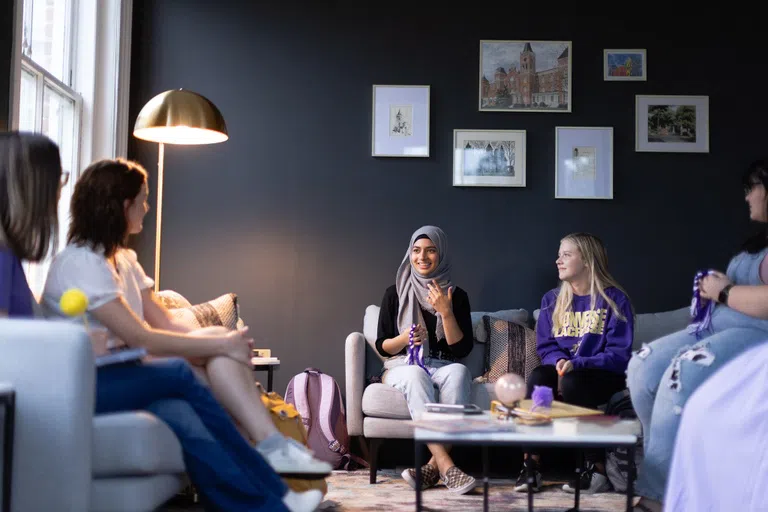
[
  {"xmin": 626, "ymin": 325, "xmax": 768, "ymax": 502},
  {"xmin": 95, "ymin": 357, "xmax": 289, "ymax": 512},
  {"xmin": 382, "ymin": 356, "xmax": 472, "ymax": 419}
]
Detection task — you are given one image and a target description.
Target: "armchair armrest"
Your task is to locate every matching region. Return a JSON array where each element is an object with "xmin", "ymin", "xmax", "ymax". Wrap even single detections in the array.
[
  {"xmin": 0, "ymin": 319, "xmax": 94, "ymax": 512},
  {"xmin": 344, "ymin": 331, "xmax": 366, "ymax": 436}
]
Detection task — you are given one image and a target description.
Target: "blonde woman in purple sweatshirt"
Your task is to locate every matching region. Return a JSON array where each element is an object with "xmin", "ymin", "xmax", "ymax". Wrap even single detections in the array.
[{"xmin": 514, "ymin": 232, "xmax": 635, "ymax": 495}]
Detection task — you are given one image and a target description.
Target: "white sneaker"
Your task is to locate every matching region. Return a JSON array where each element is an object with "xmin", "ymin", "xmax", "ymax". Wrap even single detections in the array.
[
  {"xmin": 562, "ymin": 464, "xmax": 612, "ymax": 494},
  {"xmin": 259, "ymin": 438, "xmax": 332, "ymax": 478},
  {"xmin": 283, "ymin": 489, "xmax": 323, "ymax": 512}
]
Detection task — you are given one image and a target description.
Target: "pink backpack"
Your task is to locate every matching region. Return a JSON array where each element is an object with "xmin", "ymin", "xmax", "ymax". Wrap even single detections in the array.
[{"xmin": 285, "ymin": 368, "xmax": 367, "ymax": 470}]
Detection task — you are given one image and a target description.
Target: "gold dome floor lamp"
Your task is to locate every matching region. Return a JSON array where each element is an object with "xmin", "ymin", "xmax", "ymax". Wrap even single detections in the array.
[{"xmin": 133, "ymin": 89, "xmax": 228, "ymax": 292}]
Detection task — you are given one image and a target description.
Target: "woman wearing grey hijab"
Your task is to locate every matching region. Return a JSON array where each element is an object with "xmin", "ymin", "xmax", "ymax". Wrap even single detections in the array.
[{"xmin": 375, "ymin": 225, "xmax": 476, "ymax": 495}]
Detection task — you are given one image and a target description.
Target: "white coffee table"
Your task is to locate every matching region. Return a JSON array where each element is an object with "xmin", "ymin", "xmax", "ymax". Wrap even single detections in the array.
[{"xmin": 413, "ymin": 412, "xmax": 639, "ymax": 512}]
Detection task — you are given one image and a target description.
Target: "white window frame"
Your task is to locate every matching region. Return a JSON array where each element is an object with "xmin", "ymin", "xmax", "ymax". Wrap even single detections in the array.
[{"xmin": 10, "ymin": 0, "xmax": 134, "ymax": 299}]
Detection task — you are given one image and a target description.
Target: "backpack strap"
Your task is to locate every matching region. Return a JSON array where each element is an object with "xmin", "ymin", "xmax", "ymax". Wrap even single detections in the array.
[
  {"xmin": 314, "ymin": 370, "xmax": 342, "ymax": 452},
  {"xmin": 291, "ymin": 371, "xmax": 311, "ymax": 430}
]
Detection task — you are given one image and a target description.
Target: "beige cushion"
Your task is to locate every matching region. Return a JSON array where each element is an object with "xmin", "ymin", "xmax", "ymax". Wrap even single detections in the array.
[
  {"xmin": 362, "ymin": 383, "xmax": 411, "ymax": 419},
  {"xmin": 92, "ymin": 412, "xmax": 185, "ymax": 477}
]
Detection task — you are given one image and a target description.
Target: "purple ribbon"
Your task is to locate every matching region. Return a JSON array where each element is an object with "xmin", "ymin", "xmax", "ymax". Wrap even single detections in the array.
[
  {"xmin": 530, "ymin": 385, "xmax": 554, "ymax": 411},
  {"xmin": 687, "ymin": 270, "xmax": 715, "ymax": 339},
  {"xmin": 405, "ymin": 324, "xmax": 430, "ymax": 374}
]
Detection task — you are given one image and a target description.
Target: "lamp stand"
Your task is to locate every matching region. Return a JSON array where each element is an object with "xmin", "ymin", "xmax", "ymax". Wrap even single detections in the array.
[{"xmin": 154, "ymin": 142, "xmax": 164, "ymax": 293}]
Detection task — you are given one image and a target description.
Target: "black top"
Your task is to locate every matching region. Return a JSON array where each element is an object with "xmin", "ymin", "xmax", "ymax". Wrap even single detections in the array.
[{"xmin": 375, "ymin": 284, "xmax": 474, "ymax": 361}]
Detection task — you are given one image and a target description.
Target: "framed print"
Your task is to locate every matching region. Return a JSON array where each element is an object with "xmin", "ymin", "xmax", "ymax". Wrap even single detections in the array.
[
  {"xmin": 479, "ymin": 40, "xmax": 572, "ymax": 112},
  {"xmin": 371, "ymin": 85, "xmax": 430, "ymax": 157},
  {"xmin": 452, "ymin": 129, "xmax": 526, "ymax": 187},
  {"xmin": 555, "ymin": 126, "xmax": 613, "ymax": 199},
  {"xmin": 635, "ymin": 95, "xmax": 709, "ymax": 153},
  {"xmin": 604, "ymin": 49, "xmax": 646, "ymax": 81}
]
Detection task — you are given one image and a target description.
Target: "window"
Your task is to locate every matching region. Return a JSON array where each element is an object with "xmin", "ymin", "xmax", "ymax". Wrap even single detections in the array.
[{"xmin": 18, "ymin": 0, "xmax": 82, "ymax": 298}]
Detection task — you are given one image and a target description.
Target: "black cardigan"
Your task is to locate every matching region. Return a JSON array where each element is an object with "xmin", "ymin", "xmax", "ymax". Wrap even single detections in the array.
[{"xmin": 374, "ymin": 284, "xmax": 474, "ymax": 361}]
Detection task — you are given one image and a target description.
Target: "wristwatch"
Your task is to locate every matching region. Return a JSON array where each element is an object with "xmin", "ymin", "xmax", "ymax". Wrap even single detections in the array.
[{"xmin": 718, "ymin": 284, "xmax": 734, "ymax": 305}]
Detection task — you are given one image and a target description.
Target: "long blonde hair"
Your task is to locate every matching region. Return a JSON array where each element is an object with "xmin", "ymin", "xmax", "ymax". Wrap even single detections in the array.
[{"xmin": 551, "ymin": 232, "xmax": 631, "ymax": 335}]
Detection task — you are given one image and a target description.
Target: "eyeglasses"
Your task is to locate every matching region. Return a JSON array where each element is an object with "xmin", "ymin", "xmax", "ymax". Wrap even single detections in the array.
[{"xmin": 60, "ymin": 171, "xmax": 70, "ymax": 186}]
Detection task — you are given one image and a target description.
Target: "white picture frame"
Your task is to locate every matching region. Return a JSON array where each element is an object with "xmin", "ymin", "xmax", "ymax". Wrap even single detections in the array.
[
  {"xmin": 555, "ymin": 126, "xmax": 613, "ymax": 199},
  {"xmin": 635, "ymin": 95, "xmax": 709, "ymax": 153},
  {"xmin": 603, "ymin": 49, "xmax": 647, "ymax": 81},
  {"xmin": 371, "ymin": 85, "xmax": 430, "ymax": 157},
  {"xmin": 452, "ymin": 129, "xmax": 526, "ymax": 187}
]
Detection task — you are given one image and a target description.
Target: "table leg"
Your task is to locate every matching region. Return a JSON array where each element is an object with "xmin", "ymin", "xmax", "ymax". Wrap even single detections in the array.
[
  {"xmin": 526, "ymin": 458, "xmax": 534, "ymax": 512},
  {"xmin": 482, "ymin": 446, "xmax": 489, "ymax": 512},
  {"xmin": 415, "ymin": 442, "xmax": 423, "ymax": 511},
  {"xmin": 573, "ymin": 456, "xmax": 581, "ymax": 511},
  {"xmin": 626, "ymin": 444, "xmax": 636, "ymax": 512},
  {"xmin": 267, "ymin": 367, "xmax": 273, "ymax": 392},
  {"xmin": 2, "ymin": 393, "xmax": 14, "ymax": 512}
]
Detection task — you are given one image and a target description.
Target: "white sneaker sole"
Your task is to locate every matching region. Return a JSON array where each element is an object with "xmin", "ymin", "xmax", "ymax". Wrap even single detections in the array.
[{"xmin": 446, "ymin": 477, "xmax": 477, "ymax": 495}]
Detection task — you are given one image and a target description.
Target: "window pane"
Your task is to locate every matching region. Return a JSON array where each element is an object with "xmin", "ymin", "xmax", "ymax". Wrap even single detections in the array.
[
  {"xmin": 42, "ymin": 84, "xmax": 75, "ymax": 171},
  {"xmin": 42, "ymin": 84, "xmax": 76, "ymax": 255},
  {"xmin": 22, "ymin": 0, "xmax": 70, "ymax": 83},
  {"xmin": 19, "ymin": 68, "xmax": 38, "ymax": 131}
]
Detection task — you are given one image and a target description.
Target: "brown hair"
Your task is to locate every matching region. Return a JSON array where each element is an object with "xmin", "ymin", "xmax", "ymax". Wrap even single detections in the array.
[
  {"xmin": 68, "ymin": 158, "xmax": 148, "ymax": 257},
  {"xmin": 0, "ymin": 131, "xmax": 63, "ymax": 261}
]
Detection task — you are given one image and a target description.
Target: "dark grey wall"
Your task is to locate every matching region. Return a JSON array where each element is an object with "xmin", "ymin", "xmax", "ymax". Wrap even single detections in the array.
[
  {"xmin": 1, "ymin": 0, "xmax": 15, "ymax": 131},
  {"xmin": 128, "ymin": 2, "xmax": 766, "ymax": 395}
]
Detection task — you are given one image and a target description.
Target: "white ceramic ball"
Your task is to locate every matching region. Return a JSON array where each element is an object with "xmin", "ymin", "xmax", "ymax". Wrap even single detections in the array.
[{"xmin": 494, "ymin": 373, "xmax": 526, "ymax": 407}]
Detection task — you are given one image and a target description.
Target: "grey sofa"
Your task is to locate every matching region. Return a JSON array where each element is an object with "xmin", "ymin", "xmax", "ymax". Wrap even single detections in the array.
[
  {"xmin": 345, "ymin": 303, "xmax": 690, "ymax": 483},
  {"xmin": 0, "ymin": 318, "xmax": 185, "ymax": 512}
]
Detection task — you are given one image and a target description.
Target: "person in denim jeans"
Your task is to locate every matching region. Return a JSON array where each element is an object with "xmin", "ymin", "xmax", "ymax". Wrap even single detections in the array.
[
  {"xmin": 627, "ymin": 159, "xmax": 768, "ymax": 512},
  {"xmin": 0, "ymin": 132, "xmax": 322, "ymax": 512},
  {"xmin": 97, "ymin": 358, "xmax": 322, "ymax": 511}
]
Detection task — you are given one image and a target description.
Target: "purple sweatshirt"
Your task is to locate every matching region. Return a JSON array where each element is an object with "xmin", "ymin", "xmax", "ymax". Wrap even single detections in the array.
[
  {"xmin": 0, "ymin": 246, "xmax": 34, "ymax": 317},
  {"xmin": 535, "ymin": 286, "xmax": 634, "ymax": 374}
]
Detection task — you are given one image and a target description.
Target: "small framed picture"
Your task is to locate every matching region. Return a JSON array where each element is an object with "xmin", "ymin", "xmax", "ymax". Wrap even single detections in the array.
[
  {"xmin": 603, "ymin": 49, "xmax": 646, "ymax": 81},
  {"xmin": 555, "ymin": 126, "xmax": 613, "ymax": 199},
  {"xmin": 452, "ymin": 129, "xmax": 526, "ymax": 187},
  {"xmin": 371, "ymin": 85, "xmax": 430, "ymax": 157},
  {"xmin": 635, "ymin": 95, "xmax": 709, "ymax": 153}
]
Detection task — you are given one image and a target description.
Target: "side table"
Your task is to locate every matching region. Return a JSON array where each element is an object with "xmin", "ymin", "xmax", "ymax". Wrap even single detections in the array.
[
  {"xmin": 251, "ymin": 357, "xmax": 280, "ymax": 392},
  {"xmin": 0, "ymin": 384, "xmax": 15, "ymax": 512}
]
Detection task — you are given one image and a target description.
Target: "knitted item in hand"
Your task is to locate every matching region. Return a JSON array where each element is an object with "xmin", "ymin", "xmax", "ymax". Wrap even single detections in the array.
[{"xmin": 688, "ymin": 270, "xmax": 715, "ymax": 339}]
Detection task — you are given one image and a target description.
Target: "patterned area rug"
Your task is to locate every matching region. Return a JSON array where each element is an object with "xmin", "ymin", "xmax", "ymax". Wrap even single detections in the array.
[
  {"xmin": 319, "ymin": 469, "xmax": 629, "ymax": 512},
  {"xmin": 161, "ymin": 469, "xmax": 630, "ymax": 511}
]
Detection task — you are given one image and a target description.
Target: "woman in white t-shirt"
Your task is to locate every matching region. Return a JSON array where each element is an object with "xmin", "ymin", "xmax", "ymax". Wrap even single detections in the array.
[{"xmin": 42, "ymin": 157, "xmax": 330, "ymax": 478}]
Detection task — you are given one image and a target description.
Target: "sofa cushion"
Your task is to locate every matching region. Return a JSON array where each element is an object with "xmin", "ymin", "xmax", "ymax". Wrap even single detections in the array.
[
  {"xmin": 480, "ymin": 316, "xmax": 540, "ymax": 383},
  {"xmin": 633, "ymin": 307, "xmax": 689, "ymax": 348},
  {"xmin": 362, "ymin": 383, "xmax": 411, "ymax": 419},
  {"xmin": 166, "ymin": 293, "xmax": 241, "ymax": 331},
  {"xmin": 471, "ymin": 309, "xmax": 529, "ymax": 342},
  {"xmin": 92, "ymin": 412, "xmax": 185, "ymax": 477},
  {"xmin": 155, "ymin": 289, "xmax": 192, "ymax": 309}
]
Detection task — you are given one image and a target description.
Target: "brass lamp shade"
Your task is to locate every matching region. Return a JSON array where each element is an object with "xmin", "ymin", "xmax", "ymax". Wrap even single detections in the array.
[{"xmin": 133, "ymin": 89, "xmax": 228, "ymax": 145}]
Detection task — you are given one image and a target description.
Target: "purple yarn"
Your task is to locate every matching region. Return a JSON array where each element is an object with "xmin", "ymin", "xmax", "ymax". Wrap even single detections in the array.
[
  {"xmin": 688, "ymin": 270, "xmax": 715, "ymax": 339},
  {"xmin": 530, "ymin": 385, "xmax": 554, "ymax": 411},
  {"xmin": 406, "ymin": 324, "xmax": 430, "ymax": 374}
]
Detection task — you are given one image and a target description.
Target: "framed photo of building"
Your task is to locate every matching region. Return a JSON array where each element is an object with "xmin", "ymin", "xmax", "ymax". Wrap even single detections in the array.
[
  {"xmin": 604, "ymin": 49, "xmax": 647, "ymax": 81},
  {"xmin": 635, "ymin": 95, "xmax": 709, "ymax": 153},
  {"xmin": 452, "ymin": 129, "xmax": 526, "ymax": 187},
  {"xmin": 479, "ymin": 40, "xmax": 572, "ymax": 112},
  {"xmin": 371, "ymin": 85, "xmax": 430, "ymax": 157},
  {"xmin": 555, "ymin": 126, "xmax": 613, "ymax": 199}
]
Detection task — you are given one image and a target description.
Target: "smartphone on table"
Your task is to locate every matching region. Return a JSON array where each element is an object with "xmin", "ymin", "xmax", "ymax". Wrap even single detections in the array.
[{"xmin": 424, "ymin": 403, "xmax": 482, "ymax": 414}]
